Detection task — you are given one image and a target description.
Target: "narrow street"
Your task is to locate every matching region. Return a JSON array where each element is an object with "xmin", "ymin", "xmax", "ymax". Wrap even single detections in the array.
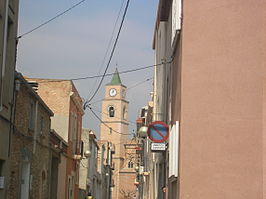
[{"xmin": 0, "ymin": 0, "xmax": 266, "ymax": 199}]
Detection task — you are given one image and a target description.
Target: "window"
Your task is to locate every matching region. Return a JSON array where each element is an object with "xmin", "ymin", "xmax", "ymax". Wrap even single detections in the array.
[
  {"xmin": 75, "ymin": 169, "xmax": 79, "ymax": 185},
  {"xmin": 39, "ymin": 170, "xmax": 46, "ymax": 197},
  {"xmin": 169, "ymin": 121, "xmax": 179, "ymax": 177},
  {"xmin": 69, "ymin": 113, "xmax": 74, "ymax": 142},
  {"xmin": 94, "ymin": 147, "xmax": 98, "ymax": 159},
  {"xmin": 128, "ymin": 161, "xmax": 134, "ymax": 168},
  {"xmin": 4, "ymin": 18, "xmax": 15, "ymax": 104},
  {"xmin": 76, "ymin": 120, "xmax": 81, "ymax": 154},
  {"xmin": 72, "ymin": 114, "xmax": 77, "ymax": 153},
  {"xmin": 140, "ymin": 108, "xmax": 146, "ymax": 118},
  {"xmin": 172, "ymin": 0, "xmax": 182, "ymax": 45},
  {"xmin": 69, "ymin": 113, "xmax": 78, "ymax": 153},
  {"xmin": 0, "ymin": 160, "xmax": 4, "ymax": 175},
  {"xmin": 108, "ymin": 106, "xmax": 115, "ymax": 117},
  {"xmin": 40, "ymin": 116, "xmax": 44, "ymax": 135},
  {"xmin": 80, "ymin": 141, "xmax": 84, "ymax": 157},
  {"xmin": 123, "ymin": 106, "xmax": 126, "ymax": 120},
  {"xmin": 67, "ymin": 178, "xmax": 72, "ymax": 199},
  {"xmin": 0, "ymin": 17, "xmax": 14, "ymax": 109}
]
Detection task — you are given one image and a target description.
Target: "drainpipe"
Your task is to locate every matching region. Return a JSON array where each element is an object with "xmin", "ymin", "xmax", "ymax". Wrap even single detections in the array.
[
  {"xmin": 0, "ymin": 0, "xmax": 10, "ymax": 111},
  {"xmin": 33, "ymin": 101, "xmax": 39, "ymax": 153}
]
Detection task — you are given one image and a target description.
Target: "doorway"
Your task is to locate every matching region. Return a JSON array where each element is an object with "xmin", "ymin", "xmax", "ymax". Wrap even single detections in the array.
[{"xmin": 20, "ymin": 162, "xmax": 30, "ymax": 199}]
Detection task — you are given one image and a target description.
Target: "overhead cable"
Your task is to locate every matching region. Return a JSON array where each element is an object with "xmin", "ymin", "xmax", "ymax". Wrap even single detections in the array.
[
  {"xmin": 86, "ymin": 0, "xmax": 131, "ymax": 105},
  {"xmin": 127, "ymin": 77, "xmax": 153, "ymax": 90},
  {"xmin": 71, "ymin": 62, "xmax": 162, "ymax": 81},
  {"xmin": 89, "ymin": 106, "xmax": 136, "ymax": 125},
  {"xmin": 30, "ymin": 61, "xmax": 168, "ymax": 84},
  {"xmin": 89, "ymin": 77, "xmax": 154, "ymax": 105},
  {"xmin": 87, "ymin": 0, "xmax": 126, "ymax": 98},
  {"xmin": 20, "ymin": 61, "xmax": 170, "ymax": 84},
  {"xmin": 17, "ymin": 0, "xmax": 87, "ymax": 39},
  {"xmin": 89, "ymin": 106, "xmax": 132, "ymax": 136}
]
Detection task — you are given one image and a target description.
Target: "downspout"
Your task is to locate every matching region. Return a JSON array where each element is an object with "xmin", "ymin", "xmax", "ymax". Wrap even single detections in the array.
[
  {"xmin": 108, "ymin": 143, "xmax": 112, "ymax": 199},
  {"xmin": 33, "ymin": 101, "xmax": 39, "ymax": 153},
  {"xmin": 8, "ymin": 78, "xmax": 19, "ymax": 157},
  {"xmin": 0, "ymin": 0, "xmax": 10, "ymax": 111}
]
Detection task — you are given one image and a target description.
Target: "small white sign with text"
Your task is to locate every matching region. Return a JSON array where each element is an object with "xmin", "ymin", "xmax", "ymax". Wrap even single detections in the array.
[{"xmin": 151, "ymin": 143, "xmax": 166, "ymax": 151}]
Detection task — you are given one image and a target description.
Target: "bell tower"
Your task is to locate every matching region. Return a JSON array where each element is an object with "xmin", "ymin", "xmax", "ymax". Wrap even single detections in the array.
[{"xmin": 100, "ymin": 69, "xmax": 129, "ymax": 198}]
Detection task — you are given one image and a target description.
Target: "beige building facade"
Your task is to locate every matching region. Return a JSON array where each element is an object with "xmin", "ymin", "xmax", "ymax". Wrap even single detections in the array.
[
  {"xmin": 26, "ymin": 78, "xmax": 84, "ymax": 199},
  {"xmin": 100, "ymin": 70, "xmax": 136, "ymax": 199},
  {"xmin": 49, "ymin": 129, "xmax": 68, "ymax": 199}
]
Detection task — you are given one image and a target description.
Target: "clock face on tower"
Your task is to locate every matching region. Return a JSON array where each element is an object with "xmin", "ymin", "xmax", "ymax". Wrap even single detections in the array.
[{"xmin": 109, "ymin": 88, "xmax": 117, "ymax": 97}]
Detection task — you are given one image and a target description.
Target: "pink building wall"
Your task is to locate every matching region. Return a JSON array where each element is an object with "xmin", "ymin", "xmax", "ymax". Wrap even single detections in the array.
[{"xmin": 179, "ymin": 0, "xmax": 266, "ymax": 198}]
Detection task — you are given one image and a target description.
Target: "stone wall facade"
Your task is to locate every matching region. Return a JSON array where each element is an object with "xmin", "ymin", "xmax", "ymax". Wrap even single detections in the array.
[{"xmin": 7, "ymin": 74, "xmax": 53, "ymax": 199}]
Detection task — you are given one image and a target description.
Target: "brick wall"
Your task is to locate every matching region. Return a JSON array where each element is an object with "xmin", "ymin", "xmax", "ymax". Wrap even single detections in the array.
[{"xmin": 7, "ymin": 75, "xmax": 53, "ymax": 199}]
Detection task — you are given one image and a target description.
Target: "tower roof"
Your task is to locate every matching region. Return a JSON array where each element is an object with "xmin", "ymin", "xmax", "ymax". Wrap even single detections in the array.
[{"xmin": 108, "ymin": 68, "xmax": 122, "ymax": 85}]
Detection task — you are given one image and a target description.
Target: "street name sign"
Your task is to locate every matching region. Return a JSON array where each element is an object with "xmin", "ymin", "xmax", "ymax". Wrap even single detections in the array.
[{"xmin": 147, "ymin": 121, "xmax": 169, "ymax": 143}]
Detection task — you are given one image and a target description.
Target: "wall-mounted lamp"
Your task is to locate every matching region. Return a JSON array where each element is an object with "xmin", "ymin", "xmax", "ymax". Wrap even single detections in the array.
[
  {"xmin": 138, "ymin": 126, "xmax": 148, "ymax": 138},
  {"xmin": 84, "ymin": 150, "xmax": 91, "ymax": 158}
]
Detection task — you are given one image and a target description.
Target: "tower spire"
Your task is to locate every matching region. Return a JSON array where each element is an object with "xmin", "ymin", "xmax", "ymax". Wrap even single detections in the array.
[{"xmin": 108, "ymin": 68, "xmax": 122, "ymax": 85}]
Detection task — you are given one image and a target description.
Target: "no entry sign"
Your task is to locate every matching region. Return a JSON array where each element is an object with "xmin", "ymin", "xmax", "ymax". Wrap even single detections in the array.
[{"xmin": 147, "ymin": 121, "xmax": 169, "ymax": 143}]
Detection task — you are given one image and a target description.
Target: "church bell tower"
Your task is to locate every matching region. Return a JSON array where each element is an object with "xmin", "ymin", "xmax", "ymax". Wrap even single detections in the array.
[{"xmin": 100, "ymin": 69, "xmax": 129, "ymax": 198}]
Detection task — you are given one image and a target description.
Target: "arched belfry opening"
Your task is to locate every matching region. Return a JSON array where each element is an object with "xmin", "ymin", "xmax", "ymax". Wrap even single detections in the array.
[
  {"xmin": 109, "ymin": 106, "xmax": 115, "ymax": 117},
  {"xmin": 123, "ymin": 106, "xmax": 127, "ymax": 120}
]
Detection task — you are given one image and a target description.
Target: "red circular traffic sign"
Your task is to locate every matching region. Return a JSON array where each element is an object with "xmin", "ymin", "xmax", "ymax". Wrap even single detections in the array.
[{"xmin": 147, "ymin": 121, "xmax": 169, "ymax": 143}]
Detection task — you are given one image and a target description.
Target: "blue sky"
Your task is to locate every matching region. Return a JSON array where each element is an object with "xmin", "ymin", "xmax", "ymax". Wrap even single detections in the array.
[{"xmin": 17, "ymin": 0, "xmax": 159, "ymax": 137}]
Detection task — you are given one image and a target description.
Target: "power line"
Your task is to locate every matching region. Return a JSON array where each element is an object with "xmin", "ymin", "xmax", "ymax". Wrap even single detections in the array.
[
  {"xmin": 85, "ymin": 0, "xmax": 131, "ymax": 106},
  {"xmin": 89, "ymin": 77, "xmax": 154, "ymax": 105},
  {"xmin": 87, "ymin": 0, "xmax": 126, "ymax": 99},
  {"xmin": 21, "ymin": 61, "xmax": 167, "ymax": 85},
  {"xmin": 89, "ymin": 106, "xmax": 133, "ymax": 136},
  {"xmin": 89, "ymin": 98, "xmax": 103, "ymax": 105},
  {"xmin": 17, "ymin": 0, "xmax": 87, "ymax": 39},
  {"xmin": 89, "ymin": 106, "xmax": 136, "ymax": 125},
  {"xmin": 127, "ymin": 77, "xmax": 153, "ymax": 91},
  {"xmin": 71, "ymin": 62, "xmax": 161, "ymax": 81},
  {"xmin": 89, "ymin": 106, "xmax": 136, "ymax": 138},
  {"xmin": 32, "ymin": 61, "xmax": 168, "ymax": 84}
]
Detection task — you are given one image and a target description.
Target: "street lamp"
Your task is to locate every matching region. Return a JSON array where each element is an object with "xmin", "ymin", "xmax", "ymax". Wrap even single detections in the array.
[
  {"xmin": 84, "ymin": 150, "xmax": 91, "ymax": 158},
  {"xmin": 137, "ymin": 126, "xmax": 148, "ymax": 138}
]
